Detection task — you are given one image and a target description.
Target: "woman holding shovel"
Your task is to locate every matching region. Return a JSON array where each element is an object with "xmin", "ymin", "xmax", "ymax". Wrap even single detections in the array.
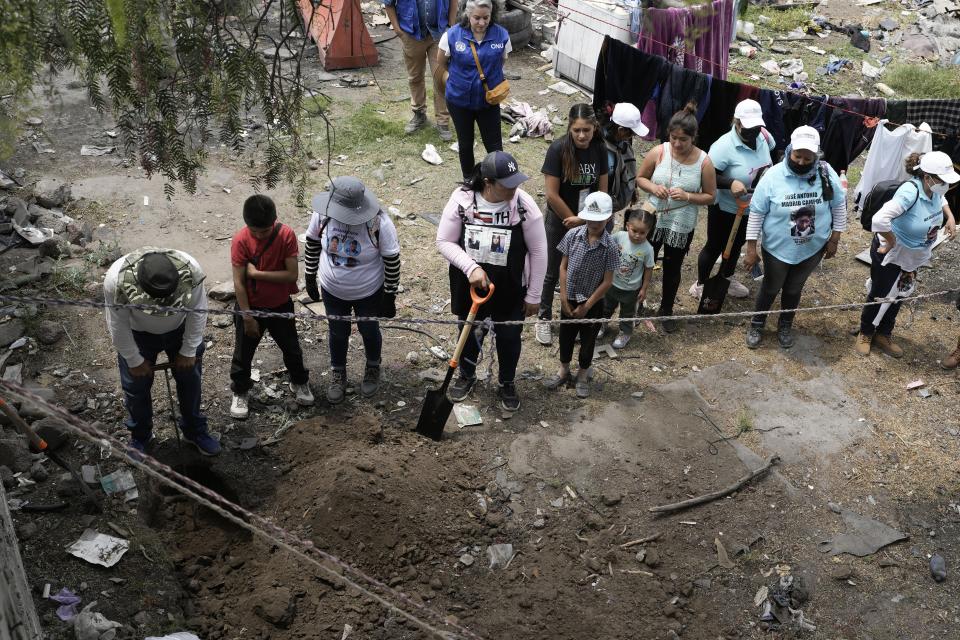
[
  {"xmin": 436, "ymin": 151, "xmax": 548, "ymax": 411},
  {"xmin": 691, "ymin": 100, "xmax": 775, "ymax": 302},
  {"xmin": 857, "ymin": 151, "xmax": 957, "ymax": 357}
]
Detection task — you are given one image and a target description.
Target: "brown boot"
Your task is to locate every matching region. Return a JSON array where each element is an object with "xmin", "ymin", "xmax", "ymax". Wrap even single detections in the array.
[
  {"xmin": 855, "ymin": 332, "xmax": 872, "ymax": 356},
  {"xmin": 873, "ymin": 334, "xmax": 903, "ymax": 359},
  {"xmin": 941, "ymin": 336, "xmax": 960, "ymax": 370}
]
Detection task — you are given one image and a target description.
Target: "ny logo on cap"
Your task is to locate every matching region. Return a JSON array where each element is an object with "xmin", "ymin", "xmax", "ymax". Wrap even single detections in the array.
[{"xmin": 507, "ymin": 161, "xmax": 516, "ymax": 172}]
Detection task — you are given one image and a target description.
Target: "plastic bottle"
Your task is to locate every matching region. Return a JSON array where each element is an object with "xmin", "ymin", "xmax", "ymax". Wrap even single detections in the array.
[{"xmin": 839, "ymin": 170, "xmax": 848, "ymax": 192}]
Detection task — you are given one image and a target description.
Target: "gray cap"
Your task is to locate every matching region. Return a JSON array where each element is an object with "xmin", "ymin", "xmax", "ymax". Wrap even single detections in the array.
[{"xmin": 310, "ymin": 176, "xmax": 381, "ymax": 225}]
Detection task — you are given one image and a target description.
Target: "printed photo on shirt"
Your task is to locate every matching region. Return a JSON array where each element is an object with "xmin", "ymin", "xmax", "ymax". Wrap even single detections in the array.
[
  {"xmin": 789, "ymin": 205, "xmax": 815, "ymax": 238},
  {"xmin": 345, "ymin": 239, "xmax": 361, "ymax": 257},
  {"xmin": 466, "ymin": 229, "xmax": 482, "ymax": 250},
  {"xmin": 327, "ymin": 229, "xmax": 359, "ymax": 268},
  {"xmin": 926, "ymin": 224, "xmax": 941, "ymax": 245},
  {"xmin": 463, "ymin": 223, "xmax": 511, "ymax": 267}
]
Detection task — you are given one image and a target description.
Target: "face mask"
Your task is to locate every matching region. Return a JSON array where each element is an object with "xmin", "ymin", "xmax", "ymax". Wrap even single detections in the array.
[
  {"xmin": 787, "ymin": 157, "xmax": 814, "ymax": 176},
  {"xmin": 739, "ymin": 127, "xmax": 760, "ymax": 147},
  {"xmin": 930, "ymin": 180, "xmax": 949, "ymax": 197}
]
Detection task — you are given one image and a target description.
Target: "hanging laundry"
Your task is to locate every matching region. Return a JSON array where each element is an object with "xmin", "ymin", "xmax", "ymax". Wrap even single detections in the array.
[
  {"xmin": 756, "ymin": 89, "xmax": 788, "ymax": 153},
  {"xmin": 656, "ymin": 65, "xmax": 711, "ymax": 142},
  {"xmin": 593, "ymin": 38, "xmax": 669, "ymax": 122},
  {"xmin": 820, "ymin": 97, "xmax": 886, "ymax": 173},
  {"xmin": 904, "ymin": 100, "xmax": 960, "ymax": 141},
  {"xmin": 637, "ymin": 0, "xmax": 735, "ymax": 80},
  {"xmin": 697, "ymin": 77, "xmax": 744, "ymax": 151},
  {"xmin": 852, "ymin": 120, "xmax": 933, "ymax": 211}
]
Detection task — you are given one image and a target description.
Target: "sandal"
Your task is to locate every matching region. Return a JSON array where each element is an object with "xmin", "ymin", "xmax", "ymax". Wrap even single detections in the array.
[{"xmin": 543, "ymin": 372, "xmax": 571, "ymax": 390}]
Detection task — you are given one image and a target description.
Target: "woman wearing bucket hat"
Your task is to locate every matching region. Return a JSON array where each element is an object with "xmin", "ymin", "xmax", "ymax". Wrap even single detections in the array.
[
  {"xmin": 436, "ymin": 151, "xmax": 548, "ymax": 411},
  {"xmin": 858, "ymin": 150, "xmax": 957, "ymax": 358},
  {"xmin": 603, "ymin": 102, "xmax": 649, "ymax": 214},
  {"xmin": 743, "ymin": 125, "xmax": 847, "ymax": 350},
  {"xmin": 304, "ymin": 177, "xmax": 402, "ymax": 404},
  {"xmin": 691, "ymin": 99, "xmax": 775, "ymax": 301}
]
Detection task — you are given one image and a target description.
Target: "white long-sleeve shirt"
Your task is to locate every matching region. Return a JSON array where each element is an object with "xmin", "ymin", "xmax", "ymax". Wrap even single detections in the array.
[{"xmin": 103, "ymin": 253, "xmax": 208, "ymax": 368}]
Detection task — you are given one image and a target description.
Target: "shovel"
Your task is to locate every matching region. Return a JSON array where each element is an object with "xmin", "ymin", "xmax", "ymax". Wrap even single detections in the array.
[
  {"xmin": 698, "ymin": 194, "xmax": 751, "ymax": 315},
  {"xmin": 0, "ymin": 397, "xmax": 102, "ymax": 512},
  {"xmin": 152, "ymin": 362, "xmax": 182, "ymax": 451},
  {"xmin": 416, "ymin": 284, "xmax": 494, "ymax": 441}
]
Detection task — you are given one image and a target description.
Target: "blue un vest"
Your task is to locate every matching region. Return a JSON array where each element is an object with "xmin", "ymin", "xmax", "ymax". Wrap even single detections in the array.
[{"xmin": 445, "ymin": 23, "xmax": 509, "ymax": 111}]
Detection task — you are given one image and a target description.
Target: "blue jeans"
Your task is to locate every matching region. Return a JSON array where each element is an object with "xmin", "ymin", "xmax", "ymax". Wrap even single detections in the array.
[
  {"xmin": 321, "ymin": 287, "xmax": 383, "ymax": 369},
  {"xmin": 117, "ymin": 325, "xmax": 207, "ymax": 440}
]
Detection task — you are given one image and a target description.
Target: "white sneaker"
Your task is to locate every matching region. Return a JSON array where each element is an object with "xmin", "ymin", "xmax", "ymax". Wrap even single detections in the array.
[
  {"xmin": 230, "ymin": 394, "xmax": 249, "ymax": 419},
  {"xmin": 290, "ymin": 382, "xmax": 315, "ymax": 406},
  {"xmin": 689, "ymin": 282, "xmax": 703, "ymax": 299},
  {"xmin": 535, "ymin": 320, "xmax": 552, "ymax": 345},
  {"xmin": 727, "ymin": 278, "xmax": 750, "ymax": 298},
  {"xmin": 613, "ymin": 333, "xmax": 632, "ymax": 349}
]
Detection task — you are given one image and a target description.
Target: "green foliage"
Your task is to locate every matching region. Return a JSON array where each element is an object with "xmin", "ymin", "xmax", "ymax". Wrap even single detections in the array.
[
  {"xmin": 0, "ymin": 0, "xmax": 328, "ymax": 203},
  {"xmin": 885, "ymin": 63, "xmax": 960, "ymax": 99},
  {"xmin": 742, "ymin": 5, "xmax": 810, "ymax": 33}
]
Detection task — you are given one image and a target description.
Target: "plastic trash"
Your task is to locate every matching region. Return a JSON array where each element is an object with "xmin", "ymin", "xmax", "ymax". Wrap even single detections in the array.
[
  {"xmin": 931, "ymin": 554, "xmax": 947, "ymax": 582},
  {"xmin": 487, "ymin": 543, "xmax": 514, "ymax": 570},
  {"xmin": 145, "ymin": 634, "xmax": 201, "ymax": 640},
  {"xmin": 49, "ymin": 587, "xmax": 81, "ymax": 621},
  {"xmin": 73, "ymin": 602, "xmax": 121, "ymax": 640},
  {"xmin": 66, "ymin": 529, "xmax": 129, "ymax": 568},
  {"xmin": 100, "ymin": 469, "xmax": 135, "ymax": 495},
  {"xmin": 421, "ymin": 144, "xmax": 443, "ymax": 166}
]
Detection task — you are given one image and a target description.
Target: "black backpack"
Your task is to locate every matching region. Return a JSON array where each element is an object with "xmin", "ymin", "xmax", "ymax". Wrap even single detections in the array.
[{"xmin": 859, "ymin": 180, "xmax": 919, "ymax": 231}]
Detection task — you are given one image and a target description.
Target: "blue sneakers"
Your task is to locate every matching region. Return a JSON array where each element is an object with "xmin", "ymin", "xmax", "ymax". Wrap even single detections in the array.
[{"xmin": 183, "ymin": 430, "xmax": 222, "ymax": 456}]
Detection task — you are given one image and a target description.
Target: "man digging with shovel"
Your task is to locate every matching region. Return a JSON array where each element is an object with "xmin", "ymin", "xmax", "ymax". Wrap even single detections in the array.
[{"xmin": 103, "ymin": 248, "xmax": 221, "ymax": 456}]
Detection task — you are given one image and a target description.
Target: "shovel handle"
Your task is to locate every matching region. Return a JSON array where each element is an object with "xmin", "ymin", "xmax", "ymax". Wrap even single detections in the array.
[
  {"xmin": 0, "ymin": 398, "xmax": 47, "ymax": 452},
  {"xmin": 450, "ymin": 284, "xmax": 495, "ymax": 369},
  {"xmin": 721, "ymin": 193, "xmax": 753, "ymax": 261}
]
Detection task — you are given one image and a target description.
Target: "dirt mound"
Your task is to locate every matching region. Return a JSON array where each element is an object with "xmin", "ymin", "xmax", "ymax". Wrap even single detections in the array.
[{"xmin": 166, "ymin": 413, "xmax": 712, "ymax": 640}]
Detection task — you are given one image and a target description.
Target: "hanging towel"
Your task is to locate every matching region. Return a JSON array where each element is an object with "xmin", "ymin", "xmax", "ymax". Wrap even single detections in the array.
[{"xmin": 638, "ymin": 0, "xmax": 735, "ymax": 80}]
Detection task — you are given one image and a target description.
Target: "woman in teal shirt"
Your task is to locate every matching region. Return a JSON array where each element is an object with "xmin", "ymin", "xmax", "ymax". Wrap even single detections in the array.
[
  {"xmin": 743, "ymin": 126, "xmax": 847, "ymax": 350},
  {"xmin": 857, "ymin": 151, "xmax": 957, "ymax": 357}
]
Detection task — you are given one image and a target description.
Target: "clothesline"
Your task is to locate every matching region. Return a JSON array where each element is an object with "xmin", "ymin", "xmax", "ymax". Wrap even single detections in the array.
[{"xmin": 556, "ymin": 11, "xmax": 957, "ymax": 139}]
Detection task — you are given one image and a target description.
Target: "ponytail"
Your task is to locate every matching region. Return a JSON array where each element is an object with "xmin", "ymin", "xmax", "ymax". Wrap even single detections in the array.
[
  {"xmin": 667, "ymin": 101, "xmax": 699, "ymax": 139},
  {"xmin": 904, "ymin": 153, "xmax": 923, "ymax": 178}
]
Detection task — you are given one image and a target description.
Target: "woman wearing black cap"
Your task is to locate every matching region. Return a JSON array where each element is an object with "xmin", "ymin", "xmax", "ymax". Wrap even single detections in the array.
[
  {"xmin": 436, "ymin": 151, "xmax": 548, "ymax": 411},
  {"xmin": 304, "ymin": 177, "xmax": 402, "ymax": 404}
]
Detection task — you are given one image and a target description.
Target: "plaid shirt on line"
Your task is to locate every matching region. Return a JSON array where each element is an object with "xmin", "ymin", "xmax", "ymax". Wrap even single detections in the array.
[{"xmin": 558, "ymin": 226, "xmax": 621, "ymax": 303}]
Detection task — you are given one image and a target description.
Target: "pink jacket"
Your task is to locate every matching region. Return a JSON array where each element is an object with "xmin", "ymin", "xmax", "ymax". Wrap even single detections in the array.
[{"xmin": 436, "ymin": 187, "xmax": 548, "ymax": 305}]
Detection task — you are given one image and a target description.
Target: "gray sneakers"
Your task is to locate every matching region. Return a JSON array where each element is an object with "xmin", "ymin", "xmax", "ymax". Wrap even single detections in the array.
[
  {"xmin": 360, "ymin": 364, "xmax": 381, "ymax": 398},
  {"xmin": 405, "ymin": 109, "xmax": 427, "ymax": 134},
  {"xmin": 327, "ymin": 368, "xmax": 346, "ymax": 404}
]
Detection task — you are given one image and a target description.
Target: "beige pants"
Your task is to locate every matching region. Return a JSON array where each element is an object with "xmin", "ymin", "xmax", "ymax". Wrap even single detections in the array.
[{"xmin": 400, "ymin": 32, "xmax": 449, "ymax": 126}]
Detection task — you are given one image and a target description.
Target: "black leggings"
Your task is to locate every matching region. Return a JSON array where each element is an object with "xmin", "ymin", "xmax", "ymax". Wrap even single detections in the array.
[
  {"xmin": 538, "ymin": 215, "xmax": 567, "ymax": 320},
  {"xmin": 558, "ymin": 302, "xmax": 604, "ymax": 370},
  {"xmin": 447, "ymin": 102, "xmax": 503, "ymax": 179},
  {"xmin": 696, "ymin": 204, "xmax": 748, "ymax": 283},
  {"xmin": 752, "ymin": 248, "xmax": 824, "ymax": 328},
  {"xmin": 650, "ymin": 231, "xmax": 695, "ymax": 315},
  {"xmin": 860, "ymin": 235, "xmax": 905, "ymax": 336}
]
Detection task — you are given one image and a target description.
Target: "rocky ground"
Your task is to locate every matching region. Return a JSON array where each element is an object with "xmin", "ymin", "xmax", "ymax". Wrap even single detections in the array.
[{"xmin": 2, "ymin": 1, "xmax": 960, "ymax": 639}]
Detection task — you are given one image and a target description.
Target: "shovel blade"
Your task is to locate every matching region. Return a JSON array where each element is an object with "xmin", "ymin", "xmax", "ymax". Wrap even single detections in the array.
[
  {"xmin": 698, "ymin": 273, "xmax": 731, "ymax": 315},
  {"xmin": 416, "ymin": 387, "xmax": 453, "ymax": 441}
]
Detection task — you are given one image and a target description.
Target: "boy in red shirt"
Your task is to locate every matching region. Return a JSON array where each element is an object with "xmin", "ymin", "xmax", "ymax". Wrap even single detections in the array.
[{"xmin": 229, "ymin": 195, "xmax": 313, "ymax": 418}]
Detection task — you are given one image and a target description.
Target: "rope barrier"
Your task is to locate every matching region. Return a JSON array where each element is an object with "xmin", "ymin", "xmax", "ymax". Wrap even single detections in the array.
[
  {"xmin": 0, "ymin": 380, "xmax": 483, "ymax": 640},
  {"xmin": 0, "ymin": 287, "xmax": 956, "ymax": 327},
  {"xmin": 553, "ymin": 6, "xmax": 958, "ymax": 139}
]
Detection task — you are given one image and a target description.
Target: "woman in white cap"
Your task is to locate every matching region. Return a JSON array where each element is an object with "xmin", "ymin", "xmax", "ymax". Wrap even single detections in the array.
[
  {"xmin": 690, "ymin": 99, "xmax": 775, "ymax": 301},
  {"xmin": 603, "ymin": 102, "xmax": 649, "ymax": 215},
  {"xmin": 743, "ymin": 125, "xmax": 847, "ymax": 349},
  {"xmin": 857, "ymin": 150, "xmax": 957, "ymax": 357},
  {"xmin": 304, "ymin": 177, "xmax": 402, "ymax": 404},
  {"xmin": 436, "ymin": 151, "xmax": 548, "ymax": 411}
]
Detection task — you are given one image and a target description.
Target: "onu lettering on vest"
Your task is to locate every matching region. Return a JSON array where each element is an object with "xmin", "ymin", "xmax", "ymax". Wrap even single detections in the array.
[{"xmin": 489, "ymin": 42, "xmax": 505, "ymax": 49}]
